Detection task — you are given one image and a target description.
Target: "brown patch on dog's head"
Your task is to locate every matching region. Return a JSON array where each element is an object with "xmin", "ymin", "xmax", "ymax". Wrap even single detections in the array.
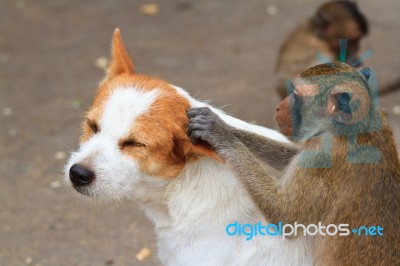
[{"xmin": 81, "ymin": 28, "xmax": 222, "ymax": 179}]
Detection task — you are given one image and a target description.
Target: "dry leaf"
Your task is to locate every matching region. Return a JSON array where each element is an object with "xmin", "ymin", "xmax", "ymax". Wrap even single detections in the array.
[
  {"xmin": 55, "ymin": 151, "xmax": 66, "ymax": 160},
  {"xmin": 136, "ymin": 247, "xmax": 151, "ymax": 261},
  {"xmin": 2, "ymin": 107, "xmax": 12, "ymax": 116},
  {"xmin": 139, "ymin": 3, "xmax": 159, "ymax": 16},
  {"xmin": 95, "ymin": 56, "xmax": 108, "ymax": 70},
  {"xmin": 267, "ymin": 4, "xmax": 278, "ymax": 16},
  {"xmin": 50, "ymin": 181, "xmax": 62, "ymax": 189},
  {"xmin": 393, "ymin": 105, "xmax": 400, "ymax": 115}
]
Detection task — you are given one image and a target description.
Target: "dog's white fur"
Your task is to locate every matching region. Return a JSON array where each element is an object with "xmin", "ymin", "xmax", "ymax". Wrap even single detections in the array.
[{"xmin": 65, "ymin": 83, "xmax": 312, "ymax": 266}]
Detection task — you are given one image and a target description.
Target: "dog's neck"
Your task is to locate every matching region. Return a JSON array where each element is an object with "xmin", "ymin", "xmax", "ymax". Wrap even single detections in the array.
[{"xmin": 133, "ymin": 157, "xmax": 260, "ymax": 231}]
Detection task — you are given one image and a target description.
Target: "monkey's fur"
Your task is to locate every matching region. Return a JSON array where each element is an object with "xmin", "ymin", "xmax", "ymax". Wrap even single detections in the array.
[
  {"xmin": 187, "ymin": 62, "xmax": 400, "ymax": 265},
  {"xmin": 275, "ymin": 0, "xmax": 369, "ymax": 99}
]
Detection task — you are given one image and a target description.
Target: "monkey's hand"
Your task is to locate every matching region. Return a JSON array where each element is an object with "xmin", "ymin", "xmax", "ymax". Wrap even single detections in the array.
[{"xmin": 187, "ymin": 107, "xmax": 237, "ymax": 152}]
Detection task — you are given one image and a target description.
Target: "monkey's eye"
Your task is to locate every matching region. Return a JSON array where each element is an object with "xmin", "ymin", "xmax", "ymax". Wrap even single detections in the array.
[
  {"xmin": 119, "ymin": 139, "xmax": 146, "ymax": 149},
  {"xmin": 292, "ymin": 90, "xmax": 298, "ymax": 102},
  {"xmin": 86, "ymin": 119, "xmax": 99, "ymax": 134}
]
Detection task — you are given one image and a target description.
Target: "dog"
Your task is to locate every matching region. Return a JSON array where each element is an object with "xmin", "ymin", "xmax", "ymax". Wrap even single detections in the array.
[{"xmin": 64, "ymin": 29, "xmax": 312, "ymax": 266}]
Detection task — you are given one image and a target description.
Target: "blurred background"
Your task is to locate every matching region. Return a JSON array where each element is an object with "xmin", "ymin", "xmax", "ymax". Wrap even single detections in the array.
[{"xmin": 1, "ymin": 0, "xmax": 399, "ymax": 265}]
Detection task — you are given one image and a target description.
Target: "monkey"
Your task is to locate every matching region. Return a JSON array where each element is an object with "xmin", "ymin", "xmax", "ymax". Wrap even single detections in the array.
[
  {"xmin": 275, "ymin": 0, "xmax": 369, "ymax": 99},
  {"xmin": 187, "ymin": 62, "xmax": 400, "ymax": 265}
]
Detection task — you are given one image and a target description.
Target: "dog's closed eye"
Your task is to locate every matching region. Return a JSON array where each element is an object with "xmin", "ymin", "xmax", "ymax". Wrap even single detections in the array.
[
  {"xmin": 86, "ymin": 119, "xmax": 100, "ymax": 134},
  {"xmin": 119, "ymin": 139, "xmax": 146, "ymax": 149}
]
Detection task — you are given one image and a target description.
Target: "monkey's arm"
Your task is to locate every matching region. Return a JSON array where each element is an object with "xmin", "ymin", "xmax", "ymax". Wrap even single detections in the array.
[
  {"xmin": 231, "ymin": 128, "xmax": 299, "ymax": 171},
  {"xmin": 187, "ymin": 107, "xmax": 286, "ymax": 223}
]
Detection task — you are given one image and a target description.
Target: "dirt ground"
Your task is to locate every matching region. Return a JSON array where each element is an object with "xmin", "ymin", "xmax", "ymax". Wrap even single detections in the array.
[{"xmin": 1, "ymin": 0, "xmax": 399, "ymax": 265}]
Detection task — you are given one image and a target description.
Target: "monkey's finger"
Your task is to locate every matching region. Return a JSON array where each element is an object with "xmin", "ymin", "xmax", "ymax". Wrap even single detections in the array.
[
  {"xmin": 186, "ymin": 108, "xmax": 203, "ymax": 118},
  {"xmin": 187, "ymin": 107, "xmax": 211, "ymax": 118},
  {"xmin": 189, "ymin": 116, "xmax": 211, "ymax": 125},
  {"xmin": 189, "ymin": 134, "xmax": 198, "ymax": 145},
  {"xmin": 189, "ymin": 129, "xmax": 206, "ymax": 145},
  {"xmin": 187, "ymin": 122, "xmax": 208, "ymax": 136}
]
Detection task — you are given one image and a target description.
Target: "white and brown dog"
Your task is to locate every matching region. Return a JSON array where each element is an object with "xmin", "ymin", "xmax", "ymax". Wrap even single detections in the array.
[{"xmin": 64, "ymin": 29, "xmax": 311, "ymax": 266}]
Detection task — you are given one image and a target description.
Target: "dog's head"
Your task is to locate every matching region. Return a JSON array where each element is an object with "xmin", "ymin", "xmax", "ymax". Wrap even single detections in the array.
[{"xmin": 64, "ymin": 29, "xmax": 221, "ymax": 200}]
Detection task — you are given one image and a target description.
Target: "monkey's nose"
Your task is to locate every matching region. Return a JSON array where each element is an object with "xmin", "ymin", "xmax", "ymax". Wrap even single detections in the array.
[{"xmin": 69, "ymin": 164, "xmax": 95, "ymax": 186}]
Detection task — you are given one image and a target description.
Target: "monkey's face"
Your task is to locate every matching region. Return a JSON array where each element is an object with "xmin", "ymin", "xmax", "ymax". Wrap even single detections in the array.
[
  {"xmin": 275, "ymin": 81, "xmax": 328, "ymax": 139},
  {"xmin": 275, "ymin": 63, "xmax": 376, "ymax": 141},
  {"xmin": 315, "ymin": 1, "xmax": 368, "ymax": 58},
  {"xmin": 327, "ymin": 20, "xmax": 362, "ymax": 60}
]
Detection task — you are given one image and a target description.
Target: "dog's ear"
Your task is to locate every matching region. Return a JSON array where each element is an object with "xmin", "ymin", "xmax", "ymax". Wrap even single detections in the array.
[
  {"xmin": 105, "ymin": 28, "xmax": 135, "ymax": 81},
  {"xmin": 172, "ymin": 135, "xmax": 224, "ymax": 164},
  {"xmin": 190, "ymin": 143, "xmax": 224, "ymax": 163}
]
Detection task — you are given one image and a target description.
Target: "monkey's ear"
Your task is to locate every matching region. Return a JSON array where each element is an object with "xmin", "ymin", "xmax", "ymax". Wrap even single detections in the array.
[
  {"xmin": 358, "ymin": 67, "xmax": 371, "ymax": 81},
  {"xmin": 328, "ymin": 90, "xmax": 352, "ymax": 124},
  {"xmin": 328, "ymin": 83, "xmax": 370, "ymax": 125}
]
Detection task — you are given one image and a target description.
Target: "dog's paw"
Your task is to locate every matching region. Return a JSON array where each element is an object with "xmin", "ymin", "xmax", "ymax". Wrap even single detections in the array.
[{"xmin": 186, "ymin": 107, "xmax": 233, "ymax": 147}]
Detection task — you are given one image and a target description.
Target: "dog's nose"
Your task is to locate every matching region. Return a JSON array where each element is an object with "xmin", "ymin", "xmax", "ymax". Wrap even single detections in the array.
[{"xmin": 69, "ymin": 164, "xmax": 95, "ymax": 186}]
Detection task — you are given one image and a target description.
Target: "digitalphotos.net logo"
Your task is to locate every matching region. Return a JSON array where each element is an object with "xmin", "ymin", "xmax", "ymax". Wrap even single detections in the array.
[{"xmin": 226, "ymin": 221, "xmax": 384, "ymax": 241}]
